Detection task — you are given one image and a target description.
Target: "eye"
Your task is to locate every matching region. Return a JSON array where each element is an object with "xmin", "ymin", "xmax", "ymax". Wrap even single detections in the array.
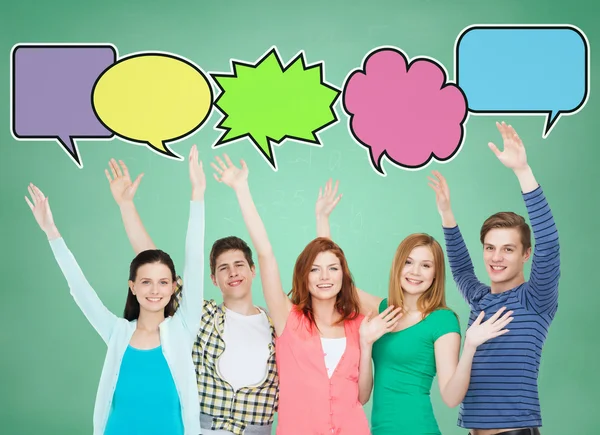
[
  {"xmin": 405, "ymin": 260, "xmax": 412, "ymax": 264},
  {"xmin": 310, "ymin": 268, "xmax": 318, "ymax": 272},
  {"xmin": 330, "ymin": 267, "xmax": 339, "ymax": 271},
  {"xmin": 423, "ymin": 264, "xmax": 431, "ymax": 268}
]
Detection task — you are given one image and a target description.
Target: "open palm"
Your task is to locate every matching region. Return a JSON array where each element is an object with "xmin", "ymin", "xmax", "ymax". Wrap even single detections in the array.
[
  {"xmin": 359, "ymin": 306, "xmax": 403, "ymax": 345},
  {"xmin": 211, "ymin": 154, "xmax": 248, "ymax": 190},
  {"xmin": 188, "ymin": 144, "xmax": 206, "ymax": 192},
  {"xmin": 488, "ymin": 122, "xmax": 528, "ymax": 171},
  {"xmin": 315, "ymin": 178, "xmax": 342, "ymax": 218},
  {"xmin": 105, "ymin": 159, "xmax": 143, "ymax": 205},
  {"xmin": 465, "ymin": 307, "xmax": 514, "ymax": 348},
  {"xmin": 25, "ymin": 183, "xmax": 56, "ymax": 234},
  {"xmin": 427, "ymin": 170, "xmax": 451, "ymax": 215}
]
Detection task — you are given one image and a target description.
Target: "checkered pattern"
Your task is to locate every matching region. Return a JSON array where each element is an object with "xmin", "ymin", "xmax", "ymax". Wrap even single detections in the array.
[{"xmin": 173, "ymin": 277, "xmax": 279, "ymax": 435}]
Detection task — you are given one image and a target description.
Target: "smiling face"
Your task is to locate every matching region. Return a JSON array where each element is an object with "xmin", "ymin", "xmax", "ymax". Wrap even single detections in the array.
[
  {"xmin": 307, "ymin": 250, "xmax": 344, "ymax": 302},
  {"xmin": 483, "ymin": 227, "xmax": 531, "ymax": 289},
  {"xmin": 211, "ymin": 249, "xmax": 256, "ymax": 301},
  {"xmin": 128, "ymin": 262, "xmax": 177, "ymax": 315},
  {"xmin": 401, "ymin": 245, "xmax": 436, "ymax": 296}
]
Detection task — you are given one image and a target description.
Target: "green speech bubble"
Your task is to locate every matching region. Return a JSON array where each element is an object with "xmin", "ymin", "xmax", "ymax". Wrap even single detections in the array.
[{"xmin": 210, "ymin": 46, "xmax": 340, "ymax": 170}]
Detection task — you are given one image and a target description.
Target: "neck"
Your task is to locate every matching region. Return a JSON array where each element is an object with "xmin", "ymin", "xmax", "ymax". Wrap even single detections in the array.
[
  {"xmin": 490, "ymin": 272, "xmax": 525, "ymax": 294},
  {"xmin": 401, "ymin": 292, "xmax": 420, "ymax": 313},
  {"xmin": 312, "ymin": 297, "xmax": 339, "ymax": 325},
  {"xmin": 223, "ymin": 293, "xmax": 259, "ymax": 315},
  {"xmin": 136, "ymin": 309, "xmax": 165, "ymax": 331}
]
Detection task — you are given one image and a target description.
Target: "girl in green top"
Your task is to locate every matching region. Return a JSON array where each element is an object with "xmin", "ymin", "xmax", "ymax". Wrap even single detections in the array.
[{"xmin": 315, "ymin": 179, "xmax": 514, "ymax": 435}]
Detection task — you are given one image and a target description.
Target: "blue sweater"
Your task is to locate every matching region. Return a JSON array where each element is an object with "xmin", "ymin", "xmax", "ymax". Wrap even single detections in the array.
[{"xmin": 443, "ymin": 185, "xmax": 560, "ymax": 430}]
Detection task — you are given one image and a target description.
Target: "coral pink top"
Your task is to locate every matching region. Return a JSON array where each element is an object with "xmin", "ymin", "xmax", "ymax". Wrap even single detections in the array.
[{"xmin": 275, "ymin": 306, "xmax": 370, "ymax": 435}]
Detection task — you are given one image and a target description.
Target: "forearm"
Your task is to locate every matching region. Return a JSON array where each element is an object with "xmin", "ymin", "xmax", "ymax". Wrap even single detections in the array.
[
  {"xmin": 179, "ymin": 199, "xmax": 205, "ymax": 329},
  {"xmin": 118, "ymin": 201, "xmax": 156, "ymax": 254},
  {"xmin": 358, "ymin": 341, "xmax": 374, "ymax": 405},
  {"xmin": 514, "ymin": 165, "xmax": 538, "ymax": 194},
  {"xmin": 440, "ymin": 343, "xmax": 476, "ymax": 408},
  {"xmin": 441, "ymin": 209, "xmax": 457, "ymax": 229},
  {"xmin": 234, "ymin": 183, "xmax": 273, "ymax": 256},
  {"xmin": 316, "ymin": 214, "xmax": 331, "ymax": 238}
]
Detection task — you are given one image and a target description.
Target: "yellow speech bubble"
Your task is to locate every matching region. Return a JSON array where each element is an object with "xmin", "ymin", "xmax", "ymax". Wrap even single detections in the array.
[{"xmin": 92, "ymin": 52, "xmax": 213, "ymax": 157}]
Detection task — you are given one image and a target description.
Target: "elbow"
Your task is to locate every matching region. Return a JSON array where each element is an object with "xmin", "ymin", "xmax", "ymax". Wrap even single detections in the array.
[
  {"xmin": 441, "ymin": 394, "xmax": 462, "ymax": 408},
  {"xmin": 359, "ymin": 393, "xmax": 371, "ymax": 405}
]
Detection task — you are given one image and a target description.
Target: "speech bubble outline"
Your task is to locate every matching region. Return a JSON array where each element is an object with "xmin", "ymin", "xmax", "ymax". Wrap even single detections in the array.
[
  {"xmin": 455, "ymin": 24, "xmax": 590, "ymax": 138},
  {"xmin": 342, "ymin": 45, "xmax": 469, "ymax": 177},
  {"xmin": 91, "ymin": 51, "xmax": 214, "ymax": 161},
  {"xmin": 10, "ymin": 43, "xmax": 118, "ymax": 168},
  {"xmin": 209, "ymin": 45, "xmax": 341, "ymax": 172}
]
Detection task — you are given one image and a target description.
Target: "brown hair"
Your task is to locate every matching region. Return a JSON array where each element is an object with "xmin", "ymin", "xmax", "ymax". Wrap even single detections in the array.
[
  {"xmin": 209, "ymin": 236, "xmax": 255, "ymax": 275},
  {"xmin": 289, "ymin": 237, "xmax": 361, "ymax": 329},
  {"xmin": 388, "ymin": 233, "xmax": 449, "ymax": 318},
  {"xmin": 480, "ymin": 212, "xmax": 531, "ymax": 252}
]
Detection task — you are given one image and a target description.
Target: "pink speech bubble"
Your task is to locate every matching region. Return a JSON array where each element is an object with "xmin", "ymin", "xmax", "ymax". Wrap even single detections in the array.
[{"xmin": 342, "ymin": 47, "xmax": 468, "ymax": 175}]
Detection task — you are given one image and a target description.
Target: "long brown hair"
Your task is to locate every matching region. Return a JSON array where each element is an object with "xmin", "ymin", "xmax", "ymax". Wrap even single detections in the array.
[
  {"xmin": 289, "ymin": 237, "xmax": 361, "ymax": 329},
  {"xmin": 388, "ymin": 233, "xmax": 449, "ymax": 318}
]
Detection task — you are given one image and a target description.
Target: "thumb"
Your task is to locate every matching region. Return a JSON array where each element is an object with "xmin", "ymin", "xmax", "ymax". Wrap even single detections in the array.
[
  {"xmin": 131, "ymin": 174, "xmax": 144, "ymax": 191},
  {"xmin": 488, "ymin": 142, "xmax": 501, "ymax": 157},
  {"xmin": 240, "ymin": 159, "xmax": 248, "ymax": 171}
]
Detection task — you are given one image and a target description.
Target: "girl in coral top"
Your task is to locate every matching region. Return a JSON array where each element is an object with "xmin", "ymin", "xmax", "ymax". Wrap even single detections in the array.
[{"xmin": 210, "ymin": 154, "xmax": 401, "ymax": 435}]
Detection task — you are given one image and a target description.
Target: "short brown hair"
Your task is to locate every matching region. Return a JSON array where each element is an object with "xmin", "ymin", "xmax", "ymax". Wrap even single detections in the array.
[
  {"xmin": 388, "ymin": 233, "xmax": 449, "ymax": 318},
  {"xmin": 480, "ymin": 212, "xmax": 531, "ymax": 251},
  {"xmin": 209, "ymin": 236, "xmax": 255, "ymax": 275},
  {"xmin": 289, "ymin": 237, "xmax": 361, "ymax": 329}
]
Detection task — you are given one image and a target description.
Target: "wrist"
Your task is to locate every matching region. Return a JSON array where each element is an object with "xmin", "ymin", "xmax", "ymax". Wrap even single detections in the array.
[
  {"xmin": 513, "ymin": 164, "xmax": 532, "ymax": 178},
  {"xmin": 118, "ymin": 200, "xmax": 135, "ymax": 209},
  {"xmin": 463, "ymin": 339, "xmax": 478, "ymax": 353},
  {"xmin": 45, "ymin": 226, "xmax": 61, "ymax": 240},
  {"xmin": 360, "ymin": 338, "xmax": 374, "ymax": 349},
  {"xmin": 191, "ymin": 187, "xmax": 205, "ymax": 201},
  {"xmin": 234, "ymin": 182, "xmax": 250, "ymax": 196}
]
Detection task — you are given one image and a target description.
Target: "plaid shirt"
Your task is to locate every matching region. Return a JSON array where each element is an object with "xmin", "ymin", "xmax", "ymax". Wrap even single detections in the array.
[{"xmin": 173, "ymin": 277, "xmax": 279, "ymax": 435}]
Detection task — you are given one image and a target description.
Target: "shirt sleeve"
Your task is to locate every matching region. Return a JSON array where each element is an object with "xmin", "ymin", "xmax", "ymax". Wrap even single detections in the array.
[
  {"xmin": 431, "ymin": 309, "xmax": 462, "ymax": 342},
  {"xmin": 49, "ymin": 237, "xmax": 119, "ymax": 344}
]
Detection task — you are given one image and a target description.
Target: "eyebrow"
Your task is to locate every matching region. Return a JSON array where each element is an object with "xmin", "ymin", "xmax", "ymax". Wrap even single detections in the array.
[
  {"xmin": 312, "ymin": 263, "xmax": 340, "ymax": 267},
  {"xmin": 484, "ymin": 243, "xmax": 517, "ymax": 247},
  {"xmin": 218, "ymin": 261, "xmax": 246, "ymax": 268},
  {"xmin": 407, "ymin": 257, "xmax": 433, "ymax": 263}
]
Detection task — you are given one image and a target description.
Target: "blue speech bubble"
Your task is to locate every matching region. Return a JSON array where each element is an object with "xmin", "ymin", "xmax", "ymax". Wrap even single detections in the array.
[{"xmin": 455, "ymin": 25, "xmax": 589, "ymax": 137}]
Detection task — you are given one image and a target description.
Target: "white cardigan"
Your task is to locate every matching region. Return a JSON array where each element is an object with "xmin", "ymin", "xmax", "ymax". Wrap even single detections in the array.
[{"xmin": 49, "ymin": 200, "xmax": 205, "ymax": 435}]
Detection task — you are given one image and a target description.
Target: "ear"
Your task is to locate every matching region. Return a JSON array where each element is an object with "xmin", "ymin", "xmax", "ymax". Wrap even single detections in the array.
[
  {"xmin": 251, "ymin": 265, "xmax": 256, "ymax": 278},
  {"xmin": 128, "ymin": 280, "xmax": 135, "ymax": 295},
  {"xmin": 522, "ymin": 247, "xmax": 532, "ymax": 262},
  {"xmin": 210, "ymin": 274, "xmax": 218, "ymax": 286}
]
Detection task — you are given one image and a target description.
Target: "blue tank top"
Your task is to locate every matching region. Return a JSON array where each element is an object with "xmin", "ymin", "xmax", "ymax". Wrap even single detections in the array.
[{"xmin": 104, "ymin": 345, "xmax": 183, "ymax": 435}]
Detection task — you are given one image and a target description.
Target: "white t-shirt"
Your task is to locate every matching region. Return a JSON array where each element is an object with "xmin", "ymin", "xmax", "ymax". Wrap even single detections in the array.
[
  {"xmin": 321, "ymin": 337, "xmax": 347, "ymax": 378},
  {"xmin": 202, "ymin": 306, "xmax": 272, "ymax": 435}
]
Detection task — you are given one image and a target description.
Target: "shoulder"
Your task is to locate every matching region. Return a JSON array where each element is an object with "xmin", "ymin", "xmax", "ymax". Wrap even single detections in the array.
[
  {"xmin": 378, "ymin": 298, "xmax": 389, "ymax": 313},
  {"xmin": 427, "ymin": 308, "xmax": 461, "ymax": 337}
]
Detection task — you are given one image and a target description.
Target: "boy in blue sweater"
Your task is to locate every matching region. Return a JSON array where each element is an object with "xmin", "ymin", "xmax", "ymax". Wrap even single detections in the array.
[{"xmin": 429, "ymin": 122, "xmax": 560, "ymax": 435}]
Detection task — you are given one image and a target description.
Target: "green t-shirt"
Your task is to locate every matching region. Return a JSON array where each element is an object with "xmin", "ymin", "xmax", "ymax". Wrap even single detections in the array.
[{"xmin": 371, "ymin": 298, "xmax": 461, "ymax": 435}]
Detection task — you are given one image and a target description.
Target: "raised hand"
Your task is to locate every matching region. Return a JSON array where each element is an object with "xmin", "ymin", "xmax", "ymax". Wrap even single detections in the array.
[
  {"xmin": 188, "ymin": 144, "xmax": 206, "ymax": 196},
  {"xmin": 211, "ymin": 153, "xmax": 248, "ymax": 191},
  {"xmin": 427, "ymin": 170, "xmax": 452, "ymax": 216},
  {"xmin": 359, "ymin": 305, "xmax": 403, "ymax": 345},
  {"xmin": 315, "ymin": 178, "xmax": 342, "ymax": 218},
  {"xmin": 465, "ymin": 307, "xmax": 513, "ymax": 349},
  {"xmin": 105, "ymin": 159, "xmax": 143, "ymax": 206},
  {"xmin": 25, "ymin": 183, "xmax": 59, "ymax": 239},
  {"xmin": 488, "ymin": 122, "xmax": 528, "ymax": 171}
]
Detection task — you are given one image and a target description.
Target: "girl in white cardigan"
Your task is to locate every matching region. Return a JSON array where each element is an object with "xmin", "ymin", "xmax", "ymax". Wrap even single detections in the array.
[{"xmin": 25, "ymin": 145, "xmax": 206, "ymax": 435}]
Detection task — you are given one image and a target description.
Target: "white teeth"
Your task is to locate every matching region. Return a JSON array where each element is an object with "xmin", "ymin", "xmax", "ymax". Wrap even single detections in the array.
[
  {"xmin": 317, "ymin": 284, "xmax": 332, "ymax": 288},
  {"xmin": 491, "ymin": 266, "xmax": 506, "ymax": 270},
  {"xmin": 147, "ymin": 297, "xmax": 161, "ymax": 301},
  {"xmin": 406, "ymin": 278, "xmax": 422, "ymax": 284}
]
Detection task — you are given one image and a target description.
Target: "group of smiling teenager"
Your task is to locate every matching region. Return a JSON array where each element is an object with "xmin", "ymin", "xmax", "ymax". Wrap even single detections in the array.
[{"xmin": 26, "ymin": 122, "xmax": 560, "ymax": 435}]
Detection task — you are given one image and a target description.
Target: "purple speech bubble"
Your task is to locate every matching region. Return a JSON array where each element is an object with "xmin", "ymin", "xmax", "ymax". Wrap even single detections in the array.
[{"xmin": 11, "ymin": 44, "xmax": 117, "ymax": 167}]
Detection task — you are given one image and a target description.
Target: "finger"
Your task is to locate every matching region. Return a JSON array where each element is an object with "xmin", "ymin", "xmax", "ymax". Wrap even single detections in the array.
[
  {"xmin": 383, "ymin": 306, "xmax": 403, "ymax": 322},
  {"xmin": 486, "ymin": 306, "xmax": 507, "ymax": 323},
  {"xmin": 109, "ymin": 159, "xmax": 118, "ymax": 179},
  {"xmin": 212, "ymin": 173, "xmax": 221, "ymax": 183},
  {"xmin": 104, "ymin": 169, "xmax": 113, "ymax": 183},
  {"xmin": 223, "ymin": 153, "xmax": 234, "ymax": 168},
  {"xmin": 331, "ymin": 180, "xmax": 339, "ymax": 198},
  {"xmin": 25, "ymin": 196, "xmax": 34, "ymax": 211},
  {"xmin": 331, "ymin": 194, "xmax": 342, "ymax": 208},
  {"xmin": 32, "ymin": 184, "xmax": 45, "ymax": 202},
  {"xmin": 131, "ymin": 173, "xmax": 144, "ymax": 191},
  {"xmin": 427, "ymin": 176, "xmax": 440, "ymax": 187},
  {"xmin": 210, "ymin": 162, "xmax": 223, "ymax": 175},
  {"xmin": 495, "ymin": 314, "xmax": 514, "ymax": 329},
  {"xmin": 28, "ymin": 185, "xmax": 36, "ymax": 204},
  {"xmin": 112, "ymin": 158, "xmax": 123, "ymax": 177},
  {"xmin": 240, "ymin": 159, "xmax": 248, "ymax": 171},
  {"xmin": 490, "ymin": 329, "xmax": 510, "ymax": 339},
  {"xmin": 428, "ymin": 182, "xmax": 441, "ymax": 194},
  {"xmin": 488, "ymin": 142, "xmax": 502, "ymax": 157},
  {"xmin": 318, "ymin": 187, "xmax": 322, "ymax": 199},
  {"xmin": 119, "ymin": 160, "xmax": 130, "ymax": 180},
  {"xmin": 378, "ymin": 305, "xmax": 395, "ymax": 318},
  {"xmin": 472, "ymin": 311, "xmax": 485, "ymax": 326},
  {"xmin": 215, "ymin": 155, "xmax": 227, "ymax": 170}
]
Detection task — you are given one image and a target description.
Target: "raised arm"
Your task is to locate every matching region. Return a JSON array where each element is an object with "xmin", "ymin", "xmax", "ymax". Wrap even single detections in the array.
[
  {"xmin": 175, "ymin": 145, "xmax": 206, "ymax": 336},
  {"xmin": 211, "ymin": 154, "xmax": 291, "ymax": 335},
  {"xmin": 26, "ymin": 184, "xmax": 119, "ymax": 344},
  {"xmin": 105, "ymin": 159, "xmax": 155, "ymax": 254},
  {"xmin": 429, "ymin": 171, "xmax": 487, "ymax": 305},
  {"xmin": 315, "ymin": 179, "xmax": 382, "ymax": 315},
  {"xmin": 489, "ymin": 122, "xmax": 560, "ymax": 314},
  {"xmin": 435, "ymin": 307, "xmax": 513, "ymax": 407}
]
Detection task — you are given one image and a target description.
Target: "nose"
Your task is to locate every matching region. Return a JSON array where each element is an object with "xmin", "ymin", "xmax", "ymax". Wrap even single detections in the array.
[
  {"xmin": 229, "ymin": 268, "xmax": 238, "ymax": 277},
  {"xmin": 320, "ymin": 268, "xmax": 330, "ymax": 280},
  {"xmin": 492, "ymin": 249, "xmax": 503, "ymax": 262}
]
